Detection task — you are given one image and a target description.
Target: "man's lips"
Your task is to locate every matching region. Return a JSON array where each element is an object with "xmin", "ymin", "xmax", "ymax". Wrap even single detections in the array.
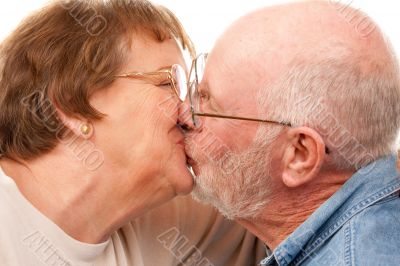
[
  {"xmin": 185, "ymin": 154, "xmax": 200, "ymax": 175},
  {"xmin": 187, "ymin": 156, "xmax": 195, "ymax": 165},
  {"xmin": 176, "ymin": 138, "xmax": 185, "ymax": 147},
  {"xmin": 185, "ymin": 150, "xmax": 193, "ymax": 164}
]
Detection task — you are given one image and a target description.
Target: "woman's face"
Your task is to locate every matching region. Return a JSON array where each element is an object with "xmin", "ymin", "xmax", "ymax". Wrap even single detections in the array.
[{"xmin": 88, "ymin": 34, "xmax": 193, "ymax": 211}]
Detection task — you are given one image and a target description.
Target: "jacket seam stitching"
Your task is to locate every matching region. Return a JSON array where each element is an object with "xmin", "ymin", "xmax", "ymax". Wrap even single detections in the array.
[
  {"xmin": 344, "ymin": 222, "xmax": 351, "ymax": 266},
  {"xmin": 291, "ymin": 179, "xmax": 400, "ymax": 265}
]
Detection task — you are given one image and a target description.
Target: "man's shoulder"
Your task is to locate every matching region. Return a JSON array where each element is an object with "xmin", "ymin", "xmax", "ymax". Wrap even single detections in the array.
[
  {"xmin": 313, "ymin": 193, "xmax": 400, "ymax": 265},
  {"xmin": 348, "ymin": 193, "xmax": 400, "ymax": 263}
]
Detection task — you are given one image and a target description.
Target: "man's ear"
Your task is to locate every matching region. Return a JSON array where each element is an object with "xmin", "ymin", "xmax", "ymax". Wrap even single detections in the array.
[
  {"xmin": 56, "ymin": 108, "xmax": 94, "ymax": 140},
  {"xmin": 281, "ymin": 127, "xmax": 326, "ymax": 188}
]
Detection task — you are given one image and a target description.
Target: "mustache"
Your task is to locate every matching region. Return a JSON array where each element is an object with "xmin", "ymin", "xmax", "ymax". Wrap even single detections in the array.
[{"xmin": 184, "ymin": 131, "xmax": 233, "ymax": 164}]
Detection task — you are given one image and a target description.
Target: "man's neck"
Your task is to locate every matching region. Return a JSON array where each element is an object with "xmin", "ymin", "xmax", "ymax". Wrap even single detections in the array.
[{"xmin": 237, "ymin": 170, "xmax": 353, "ymax": 251}]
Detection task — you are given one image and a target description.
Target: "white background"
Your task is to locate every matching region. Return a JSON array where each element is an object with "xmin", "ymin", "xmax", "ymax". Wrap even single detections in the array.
[{"xmin": 0, "ymin": 0, "xmax": 399, "ymax": 54}]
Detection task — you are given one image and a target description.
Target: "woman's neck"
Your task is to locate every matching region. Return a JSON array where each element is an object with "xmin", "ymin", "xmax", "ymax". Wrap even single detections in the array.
[{"xmin": 0, "ymin": 154, "xmax": 123, "ymax": 244}]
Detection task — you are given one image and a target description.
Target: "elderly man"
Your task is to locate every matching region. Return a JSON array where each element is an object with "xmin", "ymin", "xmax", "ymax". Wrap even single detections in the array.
[
  {"xmin": 181, "ymin": 1, "xmax": 400, "ymax": 265},
  {"xmin": 0, "ymin": 0, "xmax": 264, "ymax": 265}
]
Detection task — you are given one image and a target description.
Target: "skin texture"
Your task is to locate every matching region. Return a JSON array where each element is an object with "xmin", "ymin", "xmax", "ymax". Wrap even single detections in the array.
[
  {"xmin": 0, "ymin": 34, "xmax": 193, "ymax": 244},
  {"xmin": 182, "ymin": 1, "xmax": 394, "ymax": 250}
]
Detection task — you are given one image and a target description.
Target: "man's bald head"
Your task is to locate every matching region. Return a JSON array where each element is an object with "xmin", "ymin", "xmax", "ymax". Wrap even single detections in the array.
[
  {"xmin": 204, "ymin": 0, "xmax": 400, "ymax": 170},
  {"xmin": 211, "ymin": 1, "xmax": 392, "ymax": 86}
]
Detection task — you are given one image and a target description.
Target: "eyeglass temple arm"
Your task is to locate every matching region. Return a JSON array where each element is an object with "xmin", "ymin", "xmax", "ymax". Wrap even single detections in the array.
[
  {"xmin": 192, "ymin": 112, "xmax": 330, "ymax": 153},
  {"xmin": 191, "ymin": 109, "xmax": 332, "ymax": 155},
  {"xmin": 115, "ymin": 70, "xmax": 172, "ymax": 78},
  {"xmin": 193, "ymin": 112, "xmax": 292, "ymax": 127}
]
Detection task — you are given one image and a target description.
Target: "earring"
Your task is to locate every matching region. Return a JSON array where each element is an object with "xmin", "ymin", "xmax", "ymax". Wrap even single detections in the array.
[{"xmin": 80, "ymin": 124, "xmax": 91, "ymax": 136}]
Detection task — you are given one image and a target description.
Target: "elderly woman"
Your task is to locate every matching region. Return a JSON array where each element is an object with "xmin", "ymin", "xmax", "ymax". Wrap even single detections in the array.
[{"xmin": 0, "ymin": 1, "xmax": 265, "ymax": 265}]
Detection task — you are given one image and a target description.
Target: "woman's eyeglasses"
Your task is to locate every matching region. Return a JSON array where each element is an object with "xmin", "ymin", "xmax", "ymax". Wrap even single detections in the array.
[{"xmin": 115, "ymin": 64, "xmax": 188, "ymax": 102}]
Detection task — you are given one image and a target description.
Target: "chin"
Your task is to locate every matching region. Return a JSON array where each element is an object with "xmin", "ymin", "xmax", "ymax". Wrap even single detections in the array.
[
  {"xmin": 175, "ymin": 170, "xmax": 194, "ymax": 195},
  {"xmin": 168, "ymin": 150, "xmax": 194, "ymax": 195}
]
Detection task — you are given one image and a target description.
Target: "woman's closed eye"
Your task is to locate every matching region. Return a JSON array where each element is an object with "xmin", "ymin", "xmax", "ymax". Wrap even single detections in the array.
[{"xmin": 157, "ymin": 80, "xmax": 173, "ymax": 88}]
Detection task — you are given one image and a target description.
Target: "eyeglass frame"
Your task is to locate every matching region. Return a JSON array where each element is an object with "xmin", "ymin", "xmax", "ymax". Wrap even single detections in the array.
[
  {"xmin": 114, "ymin": 64, "xmax": 187, "ymax": 102},
  {"xmin": 188, "ymin": 53, "xmax": 292, "ymax": 128}
]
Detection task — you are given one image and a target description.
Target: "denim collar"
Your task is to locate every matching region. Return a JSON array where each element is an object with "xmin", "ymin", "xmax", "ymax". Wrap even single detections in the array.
[{"xmin": 261, "ymin": 155, "xmax": 400, "ymax": 266}]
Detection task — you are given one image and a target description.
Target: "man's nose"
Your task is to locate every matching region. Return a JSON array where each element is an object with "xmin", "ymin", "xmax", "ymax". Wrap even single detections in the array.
[{"xmin": 178, "ymin": 99, "xmax": 195, "ymax": 131}]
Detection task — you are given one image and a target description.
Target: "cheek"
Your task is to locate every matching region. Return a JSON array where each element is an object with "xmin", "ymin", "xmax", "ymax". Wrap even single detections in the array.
[
  {"xmin": 99, "ymin": 93, "xmax": 174, "ymax": 153},
  {"xmin": 155, "ymin": 91, "xmax": 181, "ymax": 123},
  {"xmin": 134, "ymin": 94, "xmax": 181, "ymax": 155},
  {"xmin": 196, "ymin": 120, "xmax": 250, "ymax": 154},
  {"xmin": 189, "ymin": 123, "xmax": 232, "ymax": 163},
  {"xmin": 134, "ymin": 90, "xmax": 178, "ymax": 129}
]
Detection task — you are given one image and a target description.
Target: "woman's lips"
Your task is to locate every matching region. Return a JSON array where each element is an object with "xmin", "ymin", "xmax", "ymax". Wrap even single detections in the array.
[{"xmin": 170, "ymin": 126, "xmax": 185, "ymax": 147}]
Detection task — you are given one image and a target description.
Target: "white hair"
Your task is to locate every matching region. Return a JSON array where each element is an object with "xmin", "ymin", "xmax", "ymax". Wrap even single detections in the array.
[
  {"xmin": 258, "ymin": 41, "xmax": 400, "ymax": 170},
  {"xmin": 190, "ymin": 126, "xmax": 282, "ymax": 219}
]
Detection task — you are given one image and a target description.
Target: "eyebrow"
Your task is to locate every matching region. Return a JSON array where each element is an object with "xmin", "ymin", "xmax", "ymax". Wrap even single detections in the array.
[
  {"xmin": 121, "ymin": 65, "xmax": 172, "ymax": 74},
  {"xmin": 156, "ymin": 65, "xmax": 173, "ymax": 71},
  {"xmin": 120, "ymin": 64, "xmax": 188, "ymax": 78}
]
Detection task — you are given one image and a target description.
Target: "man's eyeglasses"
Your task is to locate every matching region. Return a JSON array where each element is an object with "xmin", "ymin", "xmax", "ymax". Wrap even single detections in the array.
[
  {"xmin": 188, "ymin": 53, "xmax": 292, "ymax": 128},
  {"xmin": 115, "ymin": 64, "xmax": 188, "ymax": 102},
  {"xmin": 187, "ymin": 54, "xmax": 331, "ymax": 154}
]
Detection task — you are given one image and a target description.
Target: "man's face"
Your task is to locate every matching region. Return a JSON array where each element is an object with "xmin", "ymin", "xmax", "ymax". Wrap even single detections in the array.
[{"xmin": 184, "ymin": 50, "xmax": 282, "ymax": 219}]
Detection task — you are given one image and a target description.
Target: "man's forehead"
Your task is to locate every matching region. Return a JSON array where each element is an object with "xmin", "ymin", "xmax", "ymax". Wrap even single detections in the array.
[
  {"xmin": 204, "ymin": 52, "xmax": 242, "ymax": 94},
  {"xmin": 202, "ymin": 54, "xmax": 262, "ymax": 115},
  {"xmin": 205, "ymin": 47, "xmax": 272, "ymax": 99}
]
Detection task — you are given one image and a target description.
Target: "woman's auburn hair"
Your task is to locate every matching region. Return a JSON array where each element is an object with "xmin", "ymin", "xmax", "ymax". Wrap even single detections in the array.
[{"xmin": 0, "ymin": 0, "xmax": 195, "ymax": 160}]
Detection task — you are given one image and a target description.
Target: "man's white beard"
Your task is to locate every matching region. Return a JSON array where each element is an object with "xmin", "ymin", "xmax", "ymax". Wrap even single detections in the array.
[{"xmin": 189, "ymin": 127, "xmax": 281, "ymax": 220}]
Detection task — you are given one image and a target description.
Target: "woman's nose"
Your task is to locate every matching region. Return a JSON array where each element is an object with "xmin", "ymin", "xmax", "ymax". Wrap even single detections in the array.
[{"xmin": 178, "ymin": 99, "xmax": 195, "ymax": 131}]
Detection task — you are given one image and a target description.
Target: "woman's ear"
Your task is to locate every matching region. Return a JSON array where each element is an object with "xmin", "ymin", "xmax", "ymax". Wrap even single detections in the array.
[
  {"xmin": 281, "ymin": 127, "xmax": 326, "ymax": 188},
  {"xmin": 56, "ymin": 109, "xmax": 94, "ymax": 140}
]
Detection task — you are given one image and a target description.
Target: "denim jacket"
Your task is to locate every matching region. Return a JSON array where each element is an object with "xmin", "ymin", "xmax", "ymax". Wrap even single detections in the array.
[{"xmin": 260, "ymin": 155, "xmax": 400, "ymax": 266}]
